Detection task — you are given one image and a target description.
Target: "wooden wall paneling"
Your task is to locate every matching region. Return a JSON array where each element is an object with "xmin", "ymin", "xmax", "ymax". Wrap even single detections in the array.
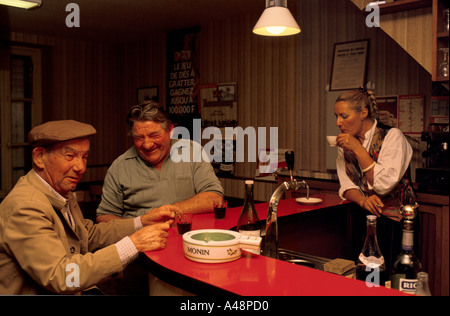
[
  {"xmin": 298, "ymin": 0, "xmax": 319, "ymax": 172},
  {"xmin": 419, "ymin": 206, "xmax": 439, "ymax": 295},
  {"xmin": 58, "ymin": 39, "xmax": 68, "ymax": 119},
  {"xmin": 441, "ymin": 206, "xmax": 449, "ymax": 296},
  {"xmin": 381, "ymin": 8, "xmax": 432, "ymax": 73},
  {"xmin": 201, "ymin": 21, "xmax": 214, "ymax": 83},
  {"xmin": 98, "ymin": 45, "xmax": 110, "ymax": 172},
  {"xmin": 94, "ymin": 45, "xmax": 105, "ymax": 170}
]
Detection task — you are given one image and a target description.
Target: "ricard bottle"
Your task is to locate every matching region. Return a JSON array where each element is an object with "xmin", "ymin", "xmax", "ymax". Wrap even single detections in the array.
[
  {"xmin": 237, "ymin": 180, "xmax": 261, "ymax": 238},
  {"xmin": 356, "ymin": 215, "xmax": 387, "ymax": 286},
  {"xmin": 391, "ymin": 217, "xmax": 422, "ymax": 293}
]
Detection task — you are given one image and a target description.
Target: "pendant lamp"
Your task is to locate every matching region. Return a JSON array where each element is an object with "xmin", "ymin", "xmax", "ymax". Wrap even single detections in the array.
[
  {"xmin": 253, "ymin": 0, "xmax": 300, "ymax": 36},
  {"xmin": 0, "ymin": 0, "xmax": 42, "ymax": 9}
]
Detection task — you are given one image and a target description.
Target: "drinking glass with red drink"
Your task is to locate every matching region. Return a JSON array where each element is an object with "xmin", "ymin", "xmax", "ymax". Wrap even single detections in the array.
[
  {"xmin": 213, "ymin": 200, "xmax": 228, "ymax": 220},
  {"xmin": 176, "ymin": 212, "xmax": 193, "ymax": 235}
]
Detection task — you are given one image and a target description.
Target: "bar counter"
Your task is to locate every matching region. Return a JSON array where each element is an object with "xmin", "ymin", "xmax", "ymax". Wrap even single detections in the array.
[{"xmin": 143, "ymin": 193, "xmax": 408, "ymax": 296}]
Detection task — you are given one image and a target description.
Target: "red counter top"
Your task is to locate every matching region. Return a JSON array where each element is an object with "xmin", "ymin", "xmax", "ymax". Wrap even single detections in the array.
[{"xmin": 144, "ymin": 194, "xmax": 408, "ymax": 296}]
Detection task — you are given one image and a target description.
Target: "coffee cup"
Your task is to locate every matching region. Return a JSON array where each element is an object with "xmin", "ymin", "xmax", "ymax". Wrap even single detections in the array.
[{"xmin": 327, "ymin": 136, "xmax": 337, "ymax": 147}]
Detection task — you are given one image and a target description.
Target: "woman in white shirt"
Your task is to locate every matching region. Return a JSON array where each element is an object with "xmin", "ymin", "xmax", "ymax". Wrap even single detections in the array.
[{"xmin": 334, "ymin": 87, "xmax": 415, "ymax": 220}]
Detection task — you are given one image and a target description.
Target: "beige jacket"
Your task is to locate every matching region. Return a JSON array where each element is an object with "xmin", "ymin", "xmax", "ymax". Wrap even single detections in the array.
[{"xmin": 0, "ymin": 170, "xmax": 135, "ymax": 295}]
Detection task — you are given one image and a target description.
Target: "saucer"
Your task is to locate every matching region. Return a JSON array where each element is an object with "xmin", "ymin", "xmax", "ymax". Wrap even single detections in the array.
[{"xmin": 296, "ymin": 197, "xmax": 322, "ymax": 205}]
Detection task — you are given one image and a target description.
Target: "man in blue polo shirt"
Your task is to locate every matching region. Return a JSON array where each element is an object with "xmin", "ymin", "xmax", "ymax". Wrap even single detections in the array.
[{"xmin": 96, "ymin": 101, "xmax": 224, "ymax": 223}]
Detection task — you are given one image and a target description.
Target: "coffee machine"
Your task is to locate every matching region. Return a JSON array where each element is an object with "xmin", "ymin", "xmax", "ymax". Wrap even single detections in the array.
[{"xmin": 416, "ymin": 131, "xmax": 449, "ymax": 194}]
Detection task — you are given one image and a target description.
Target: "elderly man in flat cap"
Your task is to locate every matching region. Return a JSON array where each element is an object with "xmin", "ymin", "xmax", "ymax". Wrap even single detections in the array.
[{"xmin": 0, "ymin": 120, "xmax": 178, "ymax": 295}]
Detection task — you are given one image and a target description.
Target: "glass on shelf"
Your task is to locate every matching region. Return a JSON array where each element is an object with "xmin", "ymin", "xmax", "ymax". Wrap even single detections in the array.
[
  {"xmin": 439, "ymin": 48, "xmax": 449, "ymax": 77},
  {"xmin": 444, "ymin": 8, "xmax": 449, "ymax": 32}
]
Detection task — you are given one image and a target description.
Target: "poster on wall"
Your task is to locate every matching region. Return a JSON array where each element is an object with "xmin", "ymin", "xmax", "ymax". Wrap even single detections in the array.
[
  {"xmin": 166, "ymin": 26, "xmax": 201, "ymax": 136},
  {"xmin": 376, "ymin": 96, "xmax": 398, "ymax": 128},
  {"xmin": 398, "ymin": 95, "xmax": 425, "ymax": 135},
  {"xmin": 136, "ymin": 86, "xmax": 159, "ymax": 103},
  {"xmin": 199, "ymin": 83, "xmax": 238, "ymax": 127},
  {"xmin": 330, "ymin": 39, "xmax": 370, "ymax": 91}
]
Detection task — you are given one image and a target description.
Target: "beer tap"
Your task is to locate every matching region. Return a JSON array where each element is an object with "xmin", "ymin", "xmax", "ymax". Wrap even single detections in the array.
[{"xmin": 263, "ymin": 151, "xmax": 309, "ymax": 259}]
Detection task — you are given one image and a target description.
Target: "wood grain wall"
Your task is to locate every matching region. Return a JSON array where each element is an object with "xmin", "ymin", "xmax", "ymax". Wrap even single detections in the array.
[
  {"xmin": 351, "ymin": 0, "xmax": 433, "ymax": 73},
  {"xmin": 7, "ymin": 0, "xmax": 431, "ymax": 200}
]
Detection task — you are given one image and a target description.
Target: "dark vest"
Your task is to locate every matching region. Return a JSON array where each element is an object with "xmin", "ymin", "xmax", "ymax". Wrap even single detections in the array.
[{"xmin": 344, "ymin": 124, "xmax": 415, "ymax": 221}]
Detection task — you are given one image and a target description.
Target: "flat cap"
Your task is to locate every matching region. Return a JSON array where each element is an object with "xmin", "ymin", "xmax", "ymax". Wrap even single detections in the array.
[{"xmin": 28, "ymin": 120, "xmax": 97, "ymax": 147}]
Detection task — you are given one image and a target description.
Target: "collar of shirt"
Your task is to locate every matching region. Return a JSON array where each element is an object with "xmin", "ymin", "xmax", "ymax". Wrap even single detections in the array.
[
  {"xmin": 33, "ymin": 170, "xmax": 76, "ymax": 229},
  {"xmin": 33, "ymin": 169, "xmax": 68, "ymax": 204},
  {"xmin": 362, "ymin": 119, "xmax": 378, "ymax": 150}
]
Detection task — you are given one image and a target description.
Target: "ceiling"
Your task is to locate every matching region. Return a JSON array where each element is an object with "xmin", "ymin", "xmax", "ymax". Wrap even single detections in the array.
[{"xmin": 1, "ymin": 0, "xmax": 274, "ymax": 43}]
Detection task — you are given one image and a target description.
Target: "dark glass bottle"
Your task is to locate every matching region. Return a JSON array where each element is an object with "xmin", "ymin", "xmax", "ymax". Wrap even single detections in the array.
[
  {"xmin": 391, "ymin": 217, "xmax": 422, "ymax": 293},
  {"xmin": 237, "ymin": 180, "xmax": 260, "ymax": 238},
  {"xmin": 356, "ymin": 215, "xmax": 387, "ymax": 287}
]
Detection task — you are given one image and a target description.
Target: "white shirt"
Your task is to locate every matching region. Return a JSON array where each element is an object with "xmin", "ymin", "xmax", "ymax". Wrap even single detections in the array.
[{"xmin": 336, "ymin": 120, "xmax": 413, "ymax": 199}]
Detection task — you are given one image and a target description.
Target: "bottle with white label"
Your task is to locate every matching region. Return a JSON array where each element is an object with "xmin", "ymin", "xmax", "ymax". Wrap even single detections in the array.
[
  {"xmin": 356, "ymin": 215, "xmax": 387, "ymax": 286},
  {"xmin": 391, "ymin": 217, "xmax": 422, "ymax": 293},
  {"xmin": 237, "ymin": 180, "xmax": 261, "ymax": 251}
]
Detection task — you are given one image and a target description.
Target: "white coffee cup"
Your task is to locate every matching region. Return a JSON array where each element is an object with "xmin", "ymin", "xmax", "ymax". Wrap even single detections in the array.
[{"xmin": 326, "ymin": 136, "xmax": 337, "ymax": 147}]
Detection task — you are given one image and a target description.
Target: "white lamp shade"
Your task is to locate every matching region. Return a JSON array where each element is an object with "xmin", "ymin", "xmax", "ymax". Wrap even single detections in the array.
[
  {"xmin": 253, "ymin": 6, "xmax": 301, "ymax": 36},
  {"xmin": 0, "ymin": 0, "xmax": 42, "ymax": 9}
]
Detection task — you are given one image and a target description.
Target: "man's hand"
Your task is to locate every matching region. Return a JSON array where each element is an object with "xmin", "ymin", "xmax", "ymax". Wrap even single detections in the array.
[
  {"xmin": 140, "ymin": 204, "xmax": 179, "ymax": 226},
  {"xmin": 129, "ymin": 222, "xmax": 170, "ymax": 252}
]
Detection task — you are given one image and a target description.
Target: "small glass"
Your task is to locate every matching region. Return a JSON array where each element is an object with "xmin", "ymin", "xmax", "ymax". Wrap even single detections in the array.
[
  {"xmin": 443, "ymin": 8, "xmax": 449, "ymax": 32},
  {"xmin": 439, "ymin": 48, "xmax": 449, "ymax": 78},
  {"xmin": 176, "ymin": 213, "xmax": 193, "ymax": 235},
  {"xmin": 213, "ymin": 200, "xmax": 228, "ymax": 220}
]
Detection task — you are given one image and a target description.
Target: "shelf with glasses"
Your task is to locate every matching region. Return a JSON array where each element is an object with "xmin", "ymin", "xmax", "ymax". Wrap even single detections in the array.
[
  {"xmin": 377, "ymin": 0, "xmax": 432, "ymax": 15},
  {"xmin": 432, "ymin": 0, "xmax": 449, "ymax": 82}
]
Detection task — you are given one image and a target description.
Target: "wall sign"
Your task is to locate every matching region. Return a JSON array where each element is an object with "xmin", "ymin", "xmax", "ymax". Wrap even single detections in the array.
[
  {"xmin": 166, "ymin": 27, "xmax": 201, "ymax": 134},
  {"xmin": 398, "ymin": 94, "xmax": 425, "ymax": 135},
  {"xmin": 376, "ymin": 95, "xmax": 398, "ymax": 128},
  {"xmin": 330, "ymin": 39, "xmax": 370, "ymax": 91},
  {"xmin": 136, "ymin": 86, "xmax": 159, "ymax": 103},
  {"xmin": 199, "ymin": 82, "xmax": 238, "ymax": 127}
]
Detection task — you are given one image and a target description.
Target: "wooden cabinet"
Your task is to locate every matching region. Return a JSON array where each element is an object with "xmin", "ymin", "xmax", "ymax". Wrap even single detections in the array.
[
  {"xmin": 432, "ymin": 0, "xmax": 449, "ymax": 82},
  {"xmin": 376, "ymin": 0, "xmax": 432, "ymax": 14},
  {"xmin": 415, "ymin": 193, "xmax": 449, "ymax": 296},
  {"xmin": 361, "ymin": 0, "xmax": 448, "ymax": 82}
]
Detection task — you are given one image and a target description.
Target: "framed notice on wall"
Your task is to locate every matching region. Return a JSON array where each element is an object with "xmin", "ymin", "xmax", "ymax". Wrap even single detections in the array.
[
  {"xmin": 136, "ymin": 86, "xmax": 159, "ymax": 103},
  {"xmin": 398, "ymin": 95, "xmax": 425, "ymax": 135},
  {"xmin": 376, "ymin": 96, "xmax": 398, "ymax": 128},
  {"xmin": 199, "ymin": 83, "xmax": 238, "ymax": 127},
  {"xmin": 330, "ymin": 39, "xmax": 370, "ymax": 91}
]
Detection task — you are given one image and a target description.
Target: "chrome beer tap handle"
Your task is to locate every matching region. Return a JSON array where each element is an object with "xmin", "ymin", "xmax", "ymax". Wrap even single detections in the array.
[{"xmin": 264, "ymin": 151, "xmax": 310, "ymax": 258}]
